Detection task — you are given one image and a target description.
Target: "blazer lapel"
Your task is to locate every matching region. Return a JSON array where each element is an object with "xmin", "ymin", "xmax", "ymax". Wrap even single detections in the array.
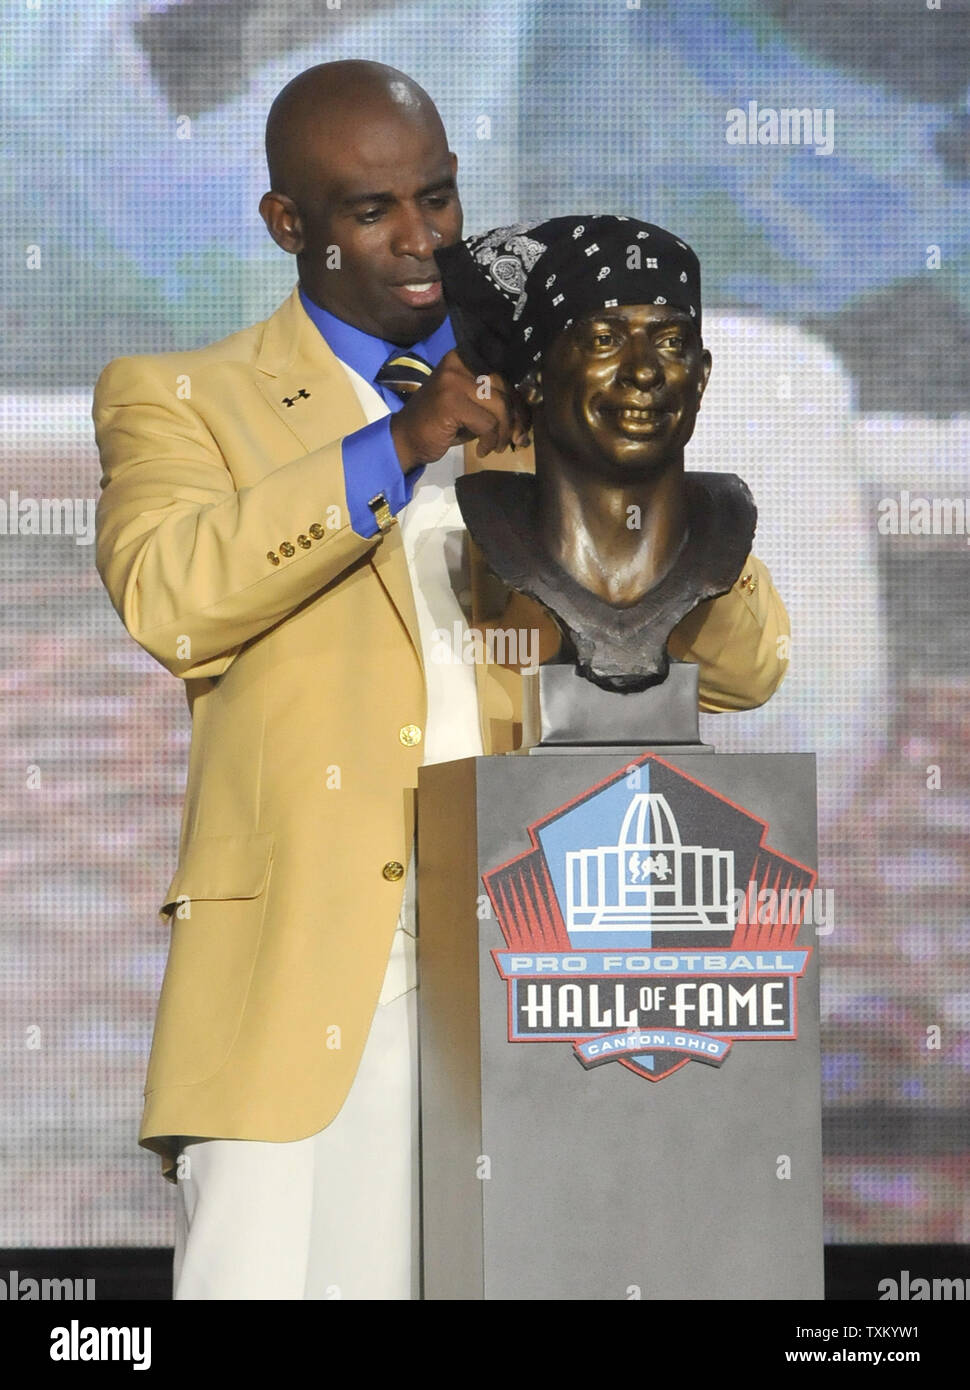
[
  {"xmin": 253, "ymin": 284, "xmax": 370, "ymax": 454},
  {"xmin": 254, "ymin": 286, "xmax": 423, "ymax": 657}
]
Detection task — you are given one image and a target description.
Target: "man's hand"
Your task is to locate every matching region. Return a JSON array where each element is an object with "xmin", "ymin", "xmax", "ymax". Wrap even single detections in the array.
[{"xmin": 389, "ymin": 349, "xmax": 530, "ymax": 473}]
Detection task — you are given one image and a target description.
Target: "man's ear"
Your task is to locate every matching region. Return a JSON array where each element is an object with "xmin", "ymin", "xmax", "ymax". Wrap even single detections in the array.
[
  {"xmin": 519, "ymin": 370, "xmax": 542, "ymax": 409},
  {"xmin": 259, "ymin": 191, "xmax": 304, "ymax": 255}
]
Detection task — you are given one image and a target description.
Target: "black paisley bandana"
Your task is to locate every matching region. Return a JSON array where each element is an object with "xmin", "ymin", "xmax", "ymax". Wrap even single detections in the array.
[{"xmin": 435, "ymin": 215, "xmax": 702, "ymax": 387}]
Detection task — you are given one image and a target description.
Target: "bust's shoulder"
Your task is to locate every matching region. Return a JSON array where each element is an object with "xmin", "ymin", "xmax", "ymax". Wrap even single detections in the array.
[{"xmin": 456, "ymin": 467, "xmax": 535, "ymax": 515}]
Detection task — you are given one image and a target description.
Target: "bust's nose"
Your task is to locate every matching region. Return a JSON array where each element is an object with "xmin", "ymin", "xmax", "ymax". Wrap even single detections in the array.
[{"xmin": 616, "ymin": 337, "xmax": 663, "ymax": 392}]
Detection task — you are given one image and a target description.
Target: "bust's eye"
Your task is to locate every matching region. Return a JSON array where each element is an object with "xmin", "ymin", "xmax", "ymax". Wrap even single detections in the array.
[
  {"xmin": 592, "ymin": 331, "xmax": 616, "ymax": 348},
  {"xmin": 658, "ymin": 333, "xmax": 686, "ymax": 351}
]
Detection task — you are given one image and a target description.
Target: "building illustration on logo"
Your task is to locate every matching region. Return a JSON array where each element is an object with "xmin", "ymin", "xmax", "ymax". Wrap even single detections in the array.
[
  {"xmin": 566, "ymin": 793, "xmax": 734, "ymax": 947},
  {"xmin": 485, "ymin": 755, "xmax": 816, "ymax": 1081}
]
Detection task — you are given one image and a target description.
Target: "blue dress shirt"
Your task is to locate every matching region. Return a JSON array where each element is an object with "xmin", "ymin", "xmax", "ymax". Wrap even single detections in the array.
[{"xmin": 298, "ymin": 286, "xmax": 456, "ymax": 539}]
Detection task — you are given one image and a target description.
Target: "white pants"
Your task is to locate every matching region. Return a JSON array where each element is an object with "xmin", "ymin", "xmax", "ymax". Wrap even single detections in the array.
[{"xmin": 173, "ymin": 931, "xmax": 419, "ymax": 1301}]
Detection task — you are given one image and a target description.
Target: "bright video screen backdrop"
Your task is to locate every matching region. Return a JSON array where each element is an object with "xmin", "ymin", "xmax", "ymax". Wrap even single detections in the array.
[{"xmin": 2, "ymin": 0, "xmax": 968, "ymax": 1248}]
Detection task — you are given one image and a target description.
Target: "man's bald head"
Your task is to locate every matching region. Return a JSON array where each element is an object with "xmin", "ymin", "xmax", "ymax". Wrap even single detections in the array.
[
  {"xmin": 259, "ymin": 60, "xmax": 461, "ymax": 343},
  {"xmin": 265, "ymin": 60, "xmax": 445, "ymax": 204}
]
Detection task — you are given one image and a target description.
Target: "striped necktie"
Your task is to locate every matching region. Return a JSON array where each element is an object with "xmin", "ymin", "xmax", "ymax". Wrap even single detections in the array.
[{"xmin": 375, "ymin": 350, "xmax": 433, "ymax": 401}]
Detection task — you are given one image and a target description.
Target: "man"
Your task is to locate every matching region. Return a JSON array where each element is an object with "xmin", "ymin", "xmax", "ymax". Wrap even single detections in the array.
[
  {"xmin": 94, "ymin": 58, "xmax": 522, "ymax": 1301},
  {"xmin": 93, "ymin": 62, "xmax": 786, "ymax": 1300}
]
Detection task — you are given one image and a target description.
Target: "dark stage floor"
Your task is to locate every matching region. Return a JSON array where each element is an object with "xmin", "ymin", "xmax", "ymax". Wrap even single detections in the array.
[{"xmin": 1, "ymin": 1245, "xmax": 968, "ymax": 1302}]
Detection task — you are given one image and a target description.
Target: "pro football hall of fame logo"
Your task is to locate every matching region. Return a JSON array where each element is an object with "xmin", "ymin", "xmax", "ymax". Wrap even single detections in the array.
[{"xmin": 484, "ymin": 754, "xmax": 816, "ymax": 1082}]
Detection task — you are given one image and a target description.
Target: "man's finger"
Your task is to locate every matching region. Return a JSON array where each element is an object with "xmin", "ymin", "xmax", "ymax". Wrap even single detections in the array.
[
  {"xmin": 510, "ymin": 393, "xmax": 532, "ymax": 448},
  {"xmin": 466, "ymin": 381, "xmax": 518, "ymax": 449},
  {"xmin": 475, "ymin": 424, "xmax": 503, "ymax": 458},
  {"xmin": 477, "ymin": 398, "xmax": 517, "ymax": 456},
  {"xmin": 456, "ymin": 392, "xmax": 513, "ymax": 441}
]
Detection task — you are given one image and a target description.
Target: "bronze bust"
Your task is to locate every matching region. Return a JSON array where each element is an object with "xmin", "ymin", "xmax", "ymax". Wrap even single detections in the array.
[{"xmin": 436, "ymin": 217, "xmax": 756, "ymax": 692}]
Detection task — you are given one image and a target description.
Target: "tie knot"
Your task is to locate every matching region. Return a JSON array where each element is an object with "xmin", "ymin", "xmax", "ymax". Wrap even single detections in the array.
[{"xmin": 375, "ymin": 351, "xmax": 433, "ymax": 400}]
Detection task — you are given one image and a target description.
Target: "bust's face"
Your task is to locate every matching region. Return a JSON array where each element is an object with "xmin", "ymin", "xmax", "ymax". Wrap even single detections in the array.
[{"xmin": 532, "ymin": 304, "xmax": 711, "ymax": 479}]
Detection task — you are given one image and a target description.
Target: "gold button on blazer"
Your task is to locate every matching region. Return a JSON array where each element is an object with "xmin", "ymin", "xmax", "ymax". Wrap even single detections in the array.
[{"xmin": 92, "ymin": 286, "xmax": 790, "ymax": 1181}]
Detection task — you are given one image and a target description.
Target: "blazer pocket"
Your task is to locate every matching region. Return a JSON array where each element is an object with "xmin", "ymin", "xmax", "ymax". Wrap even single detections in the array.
[
  {"xmin": 146, "ymin": 834, "xmax": 274, "ymax": 1092},
  {"xmin": 159, "ymin": 833, "xmax": 274, "ymax": 916}
]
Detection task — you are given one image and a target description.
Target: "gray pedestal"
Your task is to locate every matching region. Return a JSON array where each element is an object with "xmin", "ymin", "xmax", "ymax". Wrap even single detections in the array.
[
  {"xmin": 522, "ymin": 661, "xmax": 706, "ymax": 750},
  {"xmin": 418, "ymin": 748, "xmax": 822, "ymax": 1301}
]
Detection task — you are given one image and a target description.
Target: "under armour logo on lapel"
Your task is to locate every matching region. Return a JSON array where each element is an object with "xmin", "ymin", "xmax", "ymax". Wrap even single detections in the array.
[{"xmin": 282, "ymin": 388, "xmax": 311, "ymax": 407}]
